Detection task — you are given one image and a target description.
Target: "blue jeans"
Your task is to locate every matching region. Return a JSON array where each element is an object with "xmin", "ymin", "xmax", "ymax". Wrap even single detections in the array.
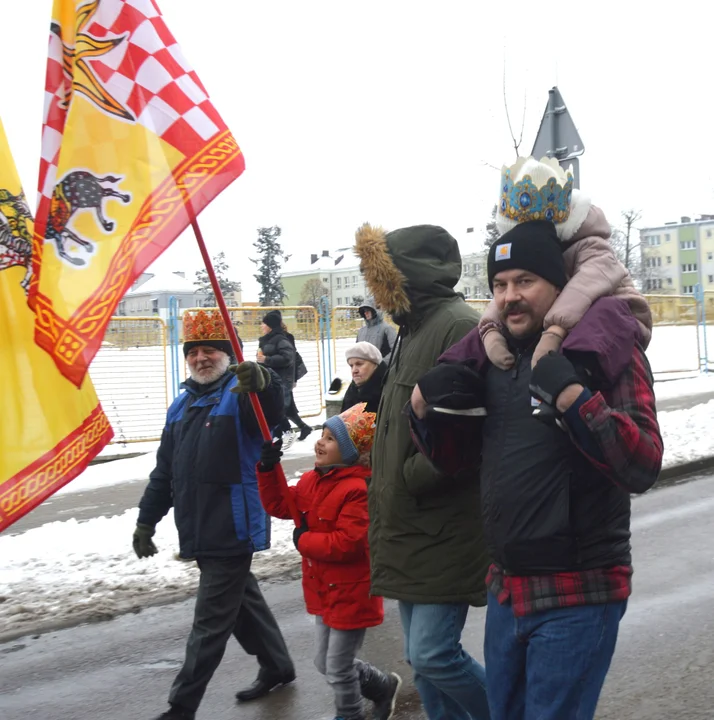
[
  {"xmin": 484, "ymin": 592, "xmax": 627, "ymax": 720},
  {"xmin": 399, "ymin": 601, "xmax": 490, "ymax": 720}
]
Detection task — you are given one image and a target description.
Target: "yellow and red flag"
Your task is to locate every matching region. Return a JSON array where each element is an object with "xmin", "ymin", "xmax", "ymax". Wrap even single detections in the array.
[
  {"xmin": 31, "ymin": 0, "xmax": 245, "ymax": 386},
  {"xmin": 0, "ymin": 116, "xmax": 113, "ymax": 532}
]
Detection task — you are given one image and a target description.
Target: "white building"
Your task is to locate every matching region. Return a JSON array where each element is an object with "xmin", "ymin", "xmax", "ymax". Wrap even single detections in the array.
[
  {"xmin": 281, "ymin": 248, "xmax": 369, "ymax": 308},
  {"xmin": 117, "ymin": 271, "xmax": 209, "ymax": 321}
]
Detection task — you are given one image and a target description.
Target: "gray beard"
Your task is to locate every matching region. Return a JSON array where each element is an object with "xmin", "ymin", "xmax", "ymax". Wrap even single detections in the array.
[{"xmin": 190, "ymin": 354, "xmax": 230, "ymax": 384}]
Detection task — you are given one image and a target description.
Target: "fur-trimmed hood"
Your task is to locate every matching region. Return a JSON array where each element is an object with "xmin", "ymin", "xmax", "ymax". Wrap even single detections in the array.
[{"xmin": 353, "ymin": 223, "xmax": 461, "ymax": 321}]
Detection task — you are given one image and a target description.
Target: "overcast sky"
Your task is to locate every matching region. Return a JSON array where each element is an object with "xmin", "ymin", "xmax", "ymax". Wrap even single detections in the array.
[{"xmin": 3, "ymin": 1, "xmax": 713, "ymax": 301}]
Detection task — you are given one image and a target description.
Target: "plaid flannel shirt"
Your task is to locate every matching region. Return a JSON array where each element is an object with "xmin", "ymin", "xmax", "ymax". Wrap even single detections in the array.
[{"xmin": 487, "ymin": 343, "xmax": 663, "ymax": 616}]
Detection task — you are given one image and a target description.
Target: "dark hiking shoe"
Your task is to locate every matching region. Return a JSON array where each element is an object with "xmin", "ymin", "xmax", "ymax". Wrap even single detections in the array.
[
  {"xmin": 236, "ymin": 669, "xmax": 296, "ymax": 702},
  {"xmin": 372, "ymin": 672, "xmax": 402, "ymax": 720},
  {"xmin": 152, "ymin": 705, "xmax": 195, "ymax": 720}
]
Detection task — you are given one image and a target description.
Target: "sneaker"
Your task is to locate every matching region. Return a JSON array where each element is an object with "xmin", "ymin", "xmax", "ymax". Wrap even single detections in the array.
[
  {"xmin": 372, "ymin": 672, "xmax": 401, "ymax": 720},
  {"xmin": 281, "ymin": 431, "xmax": 296, "ymax": 451}
]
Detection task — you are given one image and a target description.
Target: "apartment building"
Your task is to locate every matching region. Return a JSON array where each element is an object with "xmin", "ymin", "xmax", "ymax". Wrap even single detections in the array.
[{"xmin": 640, "ymin": 215, "xmax": 714, "ymax": 294}]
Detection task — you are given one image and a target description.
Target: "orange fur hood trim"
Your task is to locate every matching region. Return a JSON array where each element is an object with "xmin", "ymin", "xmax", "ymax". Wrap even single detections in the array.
[{"xmin": 353, "ymin": 223, "xmax": 410, "ymax": 316}]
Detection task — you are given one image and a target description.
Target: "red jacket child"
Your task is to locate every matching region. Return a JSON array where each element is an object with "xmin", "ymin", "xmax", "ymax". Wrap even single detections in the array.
[
  {"xmin": 257, "ymin": 404, "xmax": 383, "ymax": 630},
  {"xmin": 257, "ymin": 403, "xmax": 402, "ymax": 720}
]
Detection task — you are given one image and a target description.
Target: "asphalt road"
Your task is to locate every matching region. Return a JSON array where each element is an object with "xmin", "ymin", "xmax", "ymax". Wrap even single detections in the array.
[{"xmin": 1, "ymin": 472, "xmax": 712, "ymax": 720}]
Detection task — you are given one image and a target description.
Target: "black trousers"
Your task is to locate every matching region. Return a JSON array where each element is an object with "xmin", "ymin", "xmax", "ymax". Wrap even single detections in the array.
[
  {"xmin": 279, "ymin": 390, "xmax": 309, "ymax": 433},
  {"xmin": 168, "ymin": 554, "xmax": 294, "ymax": 712}
]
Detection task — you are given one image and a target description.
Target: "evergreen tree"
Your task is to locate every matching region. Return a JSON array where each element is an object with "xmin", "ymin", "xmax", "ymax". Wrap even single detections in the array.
[
  {"xmin": 251, "ymin": 226, "xmax": 289, "ymax": 306},
  {"xmin": 483, "ymin": 204, "xmax": 500, "ymax": 248},
  {"xmin": 194, "ymin": 252, "xmax": 241, "ymax": 306}
]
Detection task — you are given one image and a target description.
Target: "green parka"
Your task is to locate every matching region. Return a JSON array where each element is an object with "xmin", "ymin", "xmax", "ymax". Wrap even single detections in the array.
[{"xmin": 354, "ymin": 223, "xmax": 488, "ymax": 605}]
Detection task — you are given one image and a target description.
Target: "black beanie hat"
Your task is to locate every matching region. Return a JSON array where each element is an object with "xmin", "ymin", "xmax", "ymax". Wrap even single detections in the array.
[
  {"xmin": 487, "ymin": 221, "xmax": 567, "ymax": 292},
  {"xmin": 262, "ymin": 310, "xmax": 282, "ymax": 330},
  {"xmin": 183, "ymin": 339, "xmax": 234, "ymax": 359}
]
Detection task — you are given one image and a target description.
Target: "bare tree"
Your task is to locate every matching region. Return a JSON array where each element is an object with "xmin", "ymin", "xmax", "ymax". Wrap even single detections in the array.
[
  {"xmin": 620, "ymin": 209, "xmax": 642, "ymax": 273},
  {"xmin": 299, "ymin": 278, "xmax": 328, "ymax": 308},
  {"xmin": 610, "ymin": 210, "xmax": 666, "ymax": 292},
  {"xmin": 503, "ymin": 60, "xmax": 527, "ymax": 159}
]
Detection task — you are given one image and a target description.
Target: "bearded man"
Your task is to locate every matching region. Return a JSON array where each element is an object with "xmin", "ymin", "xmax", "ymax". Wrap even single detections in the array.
[{"xmin": 133, "ymin": 310, "xmax": 295, "ymax": 720}]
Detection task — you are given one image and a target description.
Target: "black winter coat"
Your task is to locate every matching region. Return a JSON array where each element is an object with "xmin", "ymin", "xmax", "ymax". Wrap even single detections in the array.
[
  {"xmin": 480, "ymin": 347, "xmax": 632, "ymax": 574},
  {"xmin": 259, "ymin": 329, "xmax": 295, "ymax": 391},
  {"xmin": 341, "ymin": 362, "xmax": 387, "ymax": 414}
]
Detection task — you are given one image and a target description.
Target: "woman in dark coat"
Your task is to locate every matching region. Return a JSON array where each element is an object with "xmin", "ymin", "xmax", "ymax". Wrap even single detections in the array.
[
  {"xmin": 281, "ymin": 321, "xmax": 312, "ymax": 440},
  {"xmin": 341, "ymin": 342, "xmax": 387, "ymax": 414},
  {"xmin": 258, "ymin": 310, "xmax": 295, "ymax": 437}
]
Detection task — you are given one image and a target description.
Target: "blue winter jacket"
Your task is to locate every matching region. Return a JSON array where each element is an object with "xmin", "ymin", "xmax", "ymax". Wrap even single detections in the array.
[{"xmin": 138, "ymin": 370, "xmax": 284, "ymax": 558}]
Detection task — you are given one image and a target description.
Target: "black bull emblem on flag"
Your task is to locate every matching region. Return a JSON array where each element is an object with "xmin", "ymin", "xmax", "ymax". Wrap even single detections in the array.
[
  {"xmin": 0, "ymin": 189, "xmax": 33, "ymax": 292},
  {"xmin": 48, "ymin": 170, "xmax": 131, "ymax": 266}
]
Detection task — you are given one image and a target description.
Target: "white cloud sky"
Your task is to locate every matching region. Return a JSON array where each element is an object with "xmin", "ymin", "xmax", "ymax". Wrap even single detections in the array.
[{"xmin": 3, "ymin": 0, "xmax": 713, "ymax": 300}]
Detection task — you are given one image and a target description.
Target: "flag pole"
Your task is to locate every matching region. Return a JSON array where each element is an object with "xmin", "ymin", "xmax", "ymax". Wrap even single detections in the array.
[{"xmin": 189, "ymin": 216, "xmax": 301, "ymax": 526}]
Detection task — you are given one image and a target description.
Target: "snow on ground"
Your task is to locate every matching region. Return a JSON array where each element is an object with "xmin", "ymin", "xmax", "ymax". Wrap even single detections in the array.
[
  {"xmin": 2, "ymin": 357, "xmax": 713, "ymax": 637},
  {"xmin": 654, "ymin": 373, "xmax": 714, "ymax": 402},
  {"xmin": 55, "ymin": 432, "xmax": 318, "ymax": 499},
  {"xmin": 0, "ymin": 509, "xmax": 299, "ymax": 637},
  {"xmin": 56, "ymin": 449, "xmax": 159, "ymax": 496},
  {"xmin": 646, "ymin": 324, "xmax": 713, "ymax": 375},
  {"xmin": 659, "ymin": 400, "xmax": 714, "ymax": 468}
]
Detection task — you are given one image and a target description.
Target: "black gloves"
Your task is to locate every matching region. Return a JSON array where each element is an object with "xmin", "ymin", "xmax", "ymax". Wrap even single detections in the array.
[
  {"xmin": 292, "ymin": 515, "xmax": 309, "ymax": 551},
  {"xmin": 417, "ymin": 363, "xmax": 486, "ymax": 412},
  {"xmin": 132, "ymin": 523, "xmax": 157, "ymax": 558},
  {"xmin": 529, "ymin": 352, "xmax": 584, "ymax": 409},
  {"xmin": 229, "ymin": 361, "xmax": 271, "ymax": 393},
  {"xmin": 259, "ymin": 438, "xmax": 283, "ymax": 471}
]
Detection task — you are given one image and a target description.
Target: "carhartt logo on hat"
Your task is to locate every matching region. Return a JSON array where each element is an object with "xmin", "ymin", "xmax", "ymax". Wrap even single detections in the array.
[{"xmin": 495, "ymin": 243, "xmax": 512, "ymax": 261}]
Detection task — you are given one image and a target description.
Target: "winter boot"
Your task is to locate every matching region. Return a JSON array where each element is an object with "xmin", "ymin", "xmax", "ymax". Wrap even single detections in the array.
[
  {"xmin": 358, "ymin": 661, "xmax": 402, "ymax": 720},
  {"xmin": 152, "ymin": 704, "xmax": 195, "ymax": 720},
  {"xmin": 298, "ymin": 423, "xmax": 312, "ymax": 441}
]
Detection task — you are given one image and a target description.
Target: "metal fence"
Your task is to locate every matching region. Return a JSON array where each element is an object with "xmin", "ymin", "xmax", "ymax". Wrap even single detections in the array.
[
  {"xmin": 181, "ymin": 306, "xmax": 324, "ymax": 419},
  {"xmin": 646, "ymin": 293, "xmax": 714, "ymax": 325},
  {"xmin": 91, "ymin": 317, "xmax": 169, "ymax": 444},
  {"xmin": 97, "ymin": 294, "xmax": 712, "ymax": 443}
]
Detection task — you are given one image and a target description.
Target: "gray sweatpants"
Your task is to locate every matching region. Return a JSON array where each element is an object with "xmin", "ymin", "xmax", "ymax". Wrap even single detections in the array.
[{"xmin": 314, "ymin": 616, "xmax": 388, "ymax": 720}]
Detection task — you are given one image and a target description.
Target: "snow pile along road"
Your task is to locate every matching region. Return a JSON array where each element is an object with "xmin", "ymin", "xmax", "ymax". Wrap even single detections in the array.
[{"xmin": 0, "ymin": 510, "xmax": 299, "ymax": 638}]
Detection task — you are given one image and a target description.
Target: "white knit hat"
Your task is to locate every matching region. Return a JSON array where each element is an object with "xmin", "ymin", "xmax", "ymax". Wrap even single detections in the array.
[
  {"xmin": 345, "ymin": 341, "xmax": 382, "ymax": 366},
  {"xmin": 497, "ymin": 156, "xmax": 591, "ymax": 242}
]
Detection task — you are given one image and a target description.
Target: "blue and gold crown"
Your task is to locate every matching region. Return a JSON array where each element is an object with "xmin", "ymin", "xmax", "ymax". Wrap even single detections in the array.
[{"xmin": 498, "ymin": 156, "xmax": 573, "ymax": 225}]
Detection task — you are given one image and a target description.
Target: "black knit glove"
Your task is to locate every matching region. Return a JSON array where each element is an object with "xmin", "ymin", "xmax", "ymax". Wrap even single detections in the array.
[
  {"xmin": 417, "ymin": 363, "xmax": 486, "ymax": 411},
  {"xmin": 529, "ymin": 352, "xmax": 584, "ymax": 409},
  {"xmin": 292, "ymin": 515, "xmax": 309, "ymax": 551},
  {"xmin": 229, "ymin": 361, "xmax": 271, "ymax": 393},
  {"xmin": 132, "ymin": 523, "xmax": 157, "ymax": 558},
  {"xmin": 259, "ymin": 438, "xmax": 283, "ymax": 471}
]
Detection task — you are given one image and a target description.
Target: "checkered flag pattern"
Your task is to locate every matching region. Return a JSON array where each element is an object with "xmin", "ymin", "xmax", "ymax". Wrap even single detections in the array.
[{"xmin": 38, "ymin": 0, "xmax": 228, "ymax": 208}]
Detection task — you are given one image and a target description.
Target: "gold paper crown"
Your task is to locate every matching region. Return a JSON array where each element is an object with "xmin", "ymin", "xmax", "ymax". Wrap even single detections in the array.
[
  {"xmin": 339, "ymin": 402, "xmax": 377, "ymax": 457},
  {"xmin": 498, "ymin": 156, "xmax": 573, "ymax": 225},
  {"xmin": 182, "ymin": 309, "xmax": 229, "ymax": 343}
]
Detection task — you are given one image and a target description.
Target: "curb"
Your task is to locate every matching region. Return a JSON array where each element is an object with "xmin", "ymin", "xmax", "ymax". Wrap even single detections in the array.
[
  {"xmin": 89, "ymin": 451, "xmax": 148, "ymax": 465},
  {"xmin": 0, "ymin": 557, "xmax": 302, "ymax": 646},
  {"xmin": 658, "ymin": 455, "xmax": 714, "ymax": 484},
  {"xmin": 3, "ymin": 457, "xmax": 713, "ymax": 645}
]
